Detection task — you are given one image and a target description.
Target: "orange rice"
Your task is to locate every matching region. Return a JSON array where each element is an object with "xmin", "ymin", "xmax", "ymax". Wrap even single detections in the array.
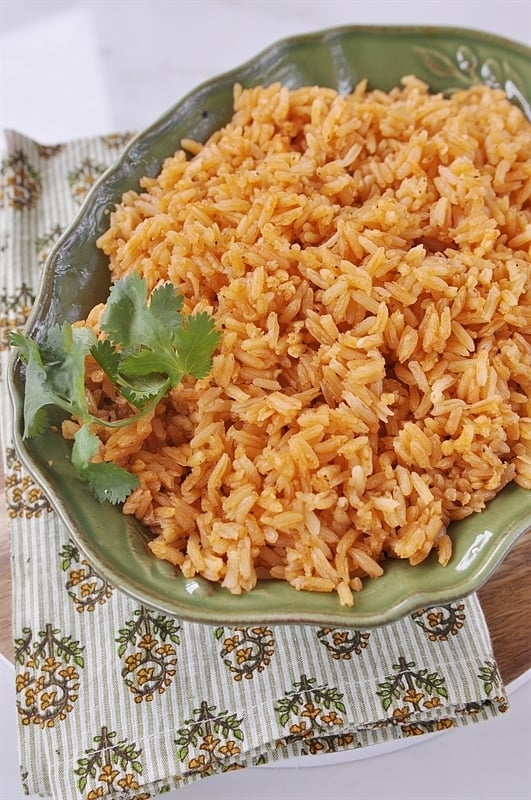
[{"xmin": 79, "ymin": 77, "xmax": 531, "ymax": 606}]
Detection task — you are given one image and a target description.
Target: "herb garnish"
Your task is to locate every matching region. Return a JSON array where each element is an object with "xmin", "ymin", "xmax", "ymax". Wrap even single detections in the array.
[{"xmin": 9, "ymin": 273, "xmax": 220, "ymax": 504}]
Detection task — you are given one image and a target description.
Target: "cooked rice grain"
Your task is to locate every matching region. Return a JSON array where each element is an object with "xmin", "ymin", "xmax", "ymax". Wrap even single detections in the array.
[{"xmin": 87, "ymin": 78, "xmax": 531, "ymax": 605}]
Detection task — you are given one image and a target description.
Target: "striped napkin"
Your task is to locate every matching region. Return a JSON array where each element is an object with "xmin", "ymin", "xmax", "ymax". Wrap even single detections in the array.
[{"xmin": 0, "ymin": 130, "xmax": 508, "ymax": 800}]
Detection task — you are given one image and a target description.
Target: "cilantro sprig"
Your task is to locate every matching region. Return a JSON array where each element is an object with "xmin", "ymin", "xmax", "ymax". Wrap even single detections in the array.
[{"xmin": 9, "ymin": 273, "xmax": 220, "ymax": 505}]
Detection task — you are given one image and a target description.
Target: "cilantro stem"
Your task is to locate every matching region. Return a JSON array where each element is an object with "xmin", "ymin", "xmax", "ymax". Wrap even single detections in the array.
[
  {"xmin": 84, "ymin": 380, "xmax": 170, "ymax": 430},
  {"xmin": 9, "ymin": 273, "xmax": 220, "ymax": 504}
]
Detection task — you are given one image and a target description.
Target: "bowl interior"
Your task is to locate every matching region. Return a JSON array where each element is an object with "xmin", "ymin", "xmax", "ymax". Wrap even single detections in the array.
[{"xmin": 9, "ymin": 25, "xmax": 531, "ymax": 626}]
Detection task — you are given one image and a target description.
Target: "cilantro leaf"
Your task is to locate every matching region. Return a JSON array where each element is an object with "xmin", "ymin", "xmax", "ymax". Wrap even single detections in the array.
[
  {"xmin": 71, "ymin": 421, "xmax": 100, "ymax": 467},
  {"xmin": 9, "ymin": 325, "xmax": 96, "ymax": 437},
  {"xmin": 91, "ymin": 338, "xmax": 121, "ymax": 383},
  {"xmin": 9, "ymin": 273, "xmax": 220, "ymax": 505},
  {"xmin": 93, "ymin": 339, "xmax": 171, "ymax": 407},
  {"xmin": 72, "ymin": 425, "xmax": 140, "ymax": 504},
  {"xmin": 172, "ymin": 312, "xmax": 221, "ymax": 378},
  {"xmin": 100, "ymin": 271, "xmax": 149, "ymax": 351},
  {"xmin": 99, "ymin": 275, "xmax": 219, "ymax": 388},
  {"xmin": 42, "ymin": 324, "xmax": 96, "ymax": 417},
  {"xmin": 118, "ymin": 374, "xmax": 169, "ymax": 409},
  {"xmin": 9, "ymin": 330, "xmax": 56, "ymax": 438},
  {"xmin": 101, "ymin": 273, "xmax": 184, "ymax": 352},
  {"xmin": 148, "ymin": 281, "xmax": 185, "ymax": 338},
  {"xmin": 84, "ymin": 462, "xmax": 141, "ymax": 505},
  {"xmin": 119, "ymin": 349, "xmax": 177, "ymax": 378}
]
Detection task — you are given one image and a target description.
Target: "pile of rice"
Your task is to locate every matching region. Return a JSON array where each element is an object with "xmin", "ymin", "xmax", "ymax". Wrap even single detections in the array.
[{"xmin": 80, "ymin": 77, "xmax": 531, "ymax": 606}]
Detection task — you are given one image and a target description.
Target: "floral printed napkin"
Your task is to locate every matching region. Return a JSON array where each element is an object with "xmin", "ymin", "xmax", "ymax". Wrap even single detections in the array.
[{"xmin": 0, "ymin": 130, "xmax": 509, "ymax": 800}]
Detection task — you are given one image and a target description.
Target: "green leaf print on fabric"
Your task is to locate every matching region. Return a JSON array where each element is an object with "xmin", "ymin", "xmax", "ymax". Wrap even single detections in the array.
[
  {"xmin": 14, "ymin": 624, "xmax": 84, "ymax": 728},
  {"xmin": 116, "ymin": 607, "xmax": 180, "ymax": 702},
  {"xmin": 274, "ymin": 674, "xmax": 355, "ymax": 756},
  {"xmin": 175, "ymin": 702, "xmax": 245, "ymax": 777},
  {"xmin": 74, "ymin": 726, "xmax": 150, "ymax": 799}
]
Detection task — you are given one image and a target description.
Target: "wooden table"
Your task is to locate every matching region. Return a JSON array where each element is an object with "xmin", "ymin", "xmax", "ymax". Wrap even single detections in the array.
[{"xmin": 1, "ymin": 472, "xmax": 530, "ymax": 684}]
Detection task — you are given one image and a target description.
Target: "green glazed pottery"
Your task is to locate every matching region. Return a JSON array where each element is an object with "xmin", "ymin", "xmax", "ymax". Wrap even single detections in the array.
[{"xmin": 8, "ymin": 26, "xmax": 531, "ymax": 626}]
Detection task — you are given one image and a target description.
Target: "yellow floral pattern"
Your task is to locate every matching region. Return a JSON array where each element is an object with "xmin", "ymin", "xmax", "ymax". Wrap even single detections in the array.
[
  {"xmin": 59, "ymin": 542, "xmax": 114, "ymax": 612},
  {"xmin": 0, "ymin": 283, "xmax": 35, "ymax": 351},
  {"xmin": 215, "ymin": 625, "xmax": 275, "ymax": 680},
  {"xmin": 116, "ymin": 607, "xmax": 180, "ymax": 703},
  {"xmin": 316, "ymin": 627, "xmax": 371, "ymax": 659},
  {"xmin": 4, "ymin": 447, "xmax": 52, "ymax": 518},
  {"xmin": 14, "ymin": 624, "xmax": 84, "ymax": 728},
  {"xmin": 74, "ymin": 726, "xmax": 151, "ymax": 799},
  {"xmin": 412, "ymin": 603, "xmax": 466, "ymax": 640},
  {"xmin": 175, "ymin": 701, "xmax": 244, "ymax": 777},
  {"xmin": 376, "ymin": 656, "xmax": 454, "ymax": 735},
  {"xmin": 67, "ymin": 157, "xmax": 107, "ymax": 204},
  {"xmin": 0, "ymin": 149, "xmax": 41, "ymax": 209},
  {"xmin": 275, "ymin": 674, "xmax": 354, "ymax": 756},
  {"xmin": 36, "ymin": 143, "xmax": 65, "ymax": 160}
]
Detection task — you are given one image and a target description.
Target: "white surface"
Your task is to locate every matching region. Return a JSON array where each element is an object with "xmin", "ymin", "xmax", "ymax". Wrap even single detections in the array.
[
  {"xmin": 1, "ymin": 1, "xmax": 531, "ymax": 798},
  {"xmin": 1, "ymin": 0, "xmax": 531, "ymax": 143}
]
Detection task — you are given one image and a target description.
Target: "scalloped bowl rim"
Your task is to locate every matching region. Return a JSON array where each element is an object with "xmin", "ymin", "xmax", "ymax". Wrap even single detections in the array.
[{"xmin": 7, "ymin": 24, "xmax": 531, "ymax": 627}]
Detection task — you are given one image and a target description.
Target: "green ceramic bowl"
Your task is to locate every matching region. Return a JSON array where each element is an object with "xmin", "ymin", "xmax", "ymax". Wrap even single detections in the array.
[{"xmin": 8, "ymin": 26, "xmax": 531, "ymax": 627}]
